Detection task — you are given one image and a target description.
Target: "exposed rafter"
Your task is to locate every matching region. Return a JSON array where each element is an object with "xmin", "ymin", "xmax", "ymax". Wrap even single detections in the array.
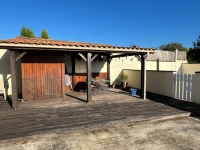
[
  {"xmin": 16, "ymin": 52, "xmax": 27, "ymax": 62},
  {"xmin": 135, "ymin": 55, "xmax": 142, "ymax": 62},
  {"xmin": 78, "ymin": 53, "xmax": 87, "ymax": 62},
  {"xmin": 91, "ymin": 54, "xmax": 98, "ymax": 62}
]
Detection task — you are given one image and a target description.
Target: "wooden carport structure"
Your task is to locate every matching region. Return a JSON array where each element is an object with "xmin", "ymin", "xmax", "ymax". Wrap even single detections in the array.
[{"xmin": 0, "ymin": 37, "xmax": 156, "ymax": 109}]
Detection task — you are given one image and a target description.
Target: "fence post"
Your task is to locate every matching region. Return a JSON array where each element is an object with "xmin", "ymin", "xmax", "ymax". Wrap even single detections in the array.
[
  {"xmin": 183, "ymin": 74, "xmax": 187, "ymax": 100},
  {"xmin": 175, "ymin": 49, "xmax": 178, "ymax": 62},
  {"xmin": 175, "ymin": 49, "xmax": 178, "ymax": 72},
  {"xmin": 177, "ymin": 74, "xmax": 180, "ymax": 99},
  {"xmin": 180, "ymin": 74, "xmax": 183, "ymax": 99},
  {"xmin": 173, "ymin": 73, "xmax": 177, "ymax": 98},
  {"xmin": 187, "ymin": 74, "xmax": 191, "ymax": 101},
  {"xmin": 156, "ymin": 58, "xmax": 159, "ymax": 71},
  {"xmin": 191, "ymin": 74, "xmax": 195, "ymax": 102}
]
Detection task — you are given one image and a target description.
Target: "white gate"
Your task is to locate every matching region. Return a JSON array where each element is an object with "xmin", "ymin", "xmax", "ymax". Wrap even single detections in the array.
[{"xmin": 173, "ymin": 74, "xmax": 195, "ymax": 101}]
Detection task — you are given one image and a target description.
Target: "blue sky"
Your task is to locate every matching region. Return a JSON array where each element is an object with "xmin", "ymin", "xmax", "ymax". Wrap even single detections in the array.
[{"xmin": 0, "ymin": 0, "xmax": 200, "ymax": 49}]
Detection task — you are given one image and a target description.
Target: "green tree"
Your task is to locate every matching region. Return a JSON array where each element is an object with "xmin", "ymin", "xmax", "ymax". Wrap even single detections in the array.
[
  {"xmin": 193, "ymin": 35, "xmax": 200, "ymax": 49},
  {"xmin": 187, "ymin": 35, "xmax": 200, "ymax": 63},
  {"xmin": 41, "ymin": 29, "xmax": 49, "ymax": 39},
  {"xmin": 159, "ymin": 42, "xmax": 187, "ymax": 51},
  {"xmin": 20, "ymin": 26, "xmax": 35, "ymax": 38}
]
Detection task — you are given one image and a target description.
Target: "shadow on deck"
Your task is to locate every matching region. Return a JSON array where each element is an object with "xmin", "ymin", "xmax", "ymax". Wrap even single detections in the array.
[
  {"xmin": 0, "ymin": 88, "xmax": 190, "ymax": 141},
  {"xmin": 0, "ymin": 87, "xmax": 189, "ymax": 110}
]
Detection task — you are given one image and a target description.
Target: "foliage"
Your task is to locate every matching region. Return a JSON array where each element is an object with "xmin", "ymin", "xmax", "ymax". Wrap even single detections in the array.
[
  {"xmin": 119, "ymin": 73, "xmax": 128, "ymax": 82},
  {"xmin": 187, "ymin": 49, "xmax": 200, "ymax": 63},
  {"xmin": 159, "ymin": 42, "xmax": 188, "ymax": 51},
  {"xmin": 193, "ymin": 35, "xmax": 200, "ymax": 49},
  {"xmin": 41, "ymin": 29, "xmax": 49, "ymax": 39},
  {"xmin": 187, "ymin": 35, "xmax": 200, "ymax": 63},
  {"xmin": 20, "ymin": 26, "xmax": 35, "ymax": 38}
]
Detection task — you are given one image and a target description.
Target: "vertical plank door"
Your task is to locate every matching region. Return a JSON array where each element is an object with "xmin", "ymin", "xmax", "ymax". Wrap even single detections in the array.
[{"xmin": 21, "ymin": 51, "xmax": 64, "ymax": 100}]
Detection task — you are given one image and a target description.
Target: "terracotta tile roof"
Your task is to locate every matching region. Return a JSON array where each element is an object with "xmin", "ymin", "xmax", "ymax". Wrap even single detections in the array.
[{"xmin": 0, "ymin": 37, "xmax": 156, "ymax": 51}]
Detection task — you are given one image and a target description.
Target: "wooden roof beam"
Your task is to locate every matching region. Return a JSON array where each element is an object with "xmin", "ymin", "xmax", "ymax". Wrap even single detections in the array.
[{"xmin": 111, "ymin": 53, "xmax": 137, "ymax": 58}]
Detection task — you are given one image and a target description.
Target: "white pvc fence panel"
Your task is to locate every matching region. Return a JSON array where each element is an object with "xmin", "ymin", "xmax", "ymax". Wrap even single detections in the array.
[{"xmin": 173, "ymin": 74, "xmax": 195, "ymax": 101}]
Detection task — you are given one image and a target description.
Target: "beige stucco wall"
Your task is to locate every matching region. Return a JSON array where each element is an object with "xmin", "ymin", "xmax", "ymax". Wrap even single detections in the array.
[
  {"xmin": 176, "ymin": 60, "xmax": 187, "ymax": 73},
  {"xmin": 181, "ymin": 64, "xmax": 200, "ymax": 74},
  {"xmin": 92, "ymin": 57, "xmax": 107, "ymax": 73},
  {"xmin": 146, "ymin": 71, "xmax": 174, "ymax": 97},
  {"xmin": 0, "ymin": 49, "xmax": 22, "ymax": 96},
  {"xmin": 123, "ymin": 70, "xmax": 141, "ymax": 89},
  {"xmin": 124, "ymin": 70, "xmax": 175, "ymax": 97},
  {"xmin": 110, "ymin": 55, "xmax": 186, "ymax": 85},
  {"xmin": 110, "ymin": 56, "xmax": 138, "ymax": 84},
  {"xmin": 65, "ymin": 54, "xmax": 107, "ymax": 73},
  {"xmin": 137, "ymin": 60, "xmax": 186, "ymax": 73},
  {"xmin": 194, "ymin": 72, "xmax": 200, "ymax": 104}
]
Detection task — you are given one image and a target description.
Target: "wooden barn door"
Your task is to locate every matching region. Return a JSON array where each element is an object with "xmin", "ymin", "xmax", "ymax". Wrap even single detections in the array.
[
  {"xmin": 21, "ymin": 51, "xmax": 65, "ymax": 101},
  {"xmin": 43, "ymin": 54, "xmax": 64, "ymax": 100}
]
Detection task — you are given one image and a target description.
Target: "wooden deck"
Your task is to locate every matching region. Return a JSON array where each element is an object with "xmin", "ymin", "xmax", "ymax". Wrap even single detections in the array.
[
  {"xmin": 0, "ymin": 88, "xmax": 142, "ymax": 110},
  {"xmin": 0, "ymin": 88, "xmax": 190, "ymax": 141}
]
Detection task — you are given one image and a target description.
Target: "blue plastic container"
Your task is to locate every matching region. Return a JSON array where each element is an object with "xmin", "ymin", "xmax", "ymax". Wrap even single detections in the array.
[{"xmin": 130, "ymin": 88, "xmax": 137, "ymax": 96}]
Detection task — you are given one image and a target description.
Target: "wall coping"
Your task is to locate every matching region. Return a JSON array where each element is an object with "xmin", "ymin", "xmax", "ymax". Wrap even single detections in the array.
[
  {"xmin": 123, "ymin": 69, "xmax": 176, "ymax": 72},
  {"xmin": 146, "ymin": 61, "xmax": 176, "ymax": 62},
  {"xmin": 182, "ymin": 63, "xmax": 200, "ymax": 65}
]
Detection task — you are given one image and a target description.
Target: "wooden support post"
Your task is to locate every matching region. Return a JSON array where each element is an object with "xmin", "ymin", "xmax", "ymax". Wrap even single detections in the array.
[
  {"xmin": 140, "ymin": 55, "xmax": 144, "ymax": 98},
  {"xmin": 72, "ymin": 54, "xmax": 76, "ymax": 89},
  {"xmin": 10, "ymin": 50, "xmax": 18, "ymax": 109},
  {"xmin": 140, "ymin": 54, "xmax": 147, "ymax": 99},
  {"xmin": 62, "ymin": 55, "xmax": 65, "ymax": 98},
  {"xmin": 107, "ymin": 55, "xmax": 111, "ymax": 87},
  {"xmin": 87, "ymin": 53, "xmax": 92, "ymax": 102}
]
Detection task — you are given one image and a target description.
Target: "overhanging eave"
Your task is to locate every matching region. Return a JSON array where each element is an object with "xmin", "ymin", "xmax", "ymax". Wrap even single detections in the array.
[{"xmin": 0, "ymin": 43, "xmax": 156, "ymax": 54}]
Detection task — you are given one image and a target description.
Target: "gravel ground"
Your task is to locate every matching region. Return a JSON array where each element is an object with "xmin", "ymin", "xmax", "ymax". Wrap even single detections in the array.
[{"xmin": 0, "ymin": 117, "xmax": 200, "ymax": 150}]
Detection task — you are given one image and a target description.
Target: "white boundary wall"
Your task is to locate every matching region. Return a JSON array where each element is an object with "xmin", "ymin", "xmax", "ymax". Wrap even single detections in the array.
[
  {"xmin": 0, "ymin": 49, "xmax": 22, "ymax": 95},
  {"xmin": 123, "ymin": 70, "xmax": 175, "ymax": 97},
  {"xmin": 110, "ymin": 56, "xmax": 187, "ymax": 84},
  {"xmin": 181, "ymin": 64, "xmax": 200, "ymax": 74},
  {"xmin": 194, "ymin": 72, "xmax": 200, "ymax": 104}
]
